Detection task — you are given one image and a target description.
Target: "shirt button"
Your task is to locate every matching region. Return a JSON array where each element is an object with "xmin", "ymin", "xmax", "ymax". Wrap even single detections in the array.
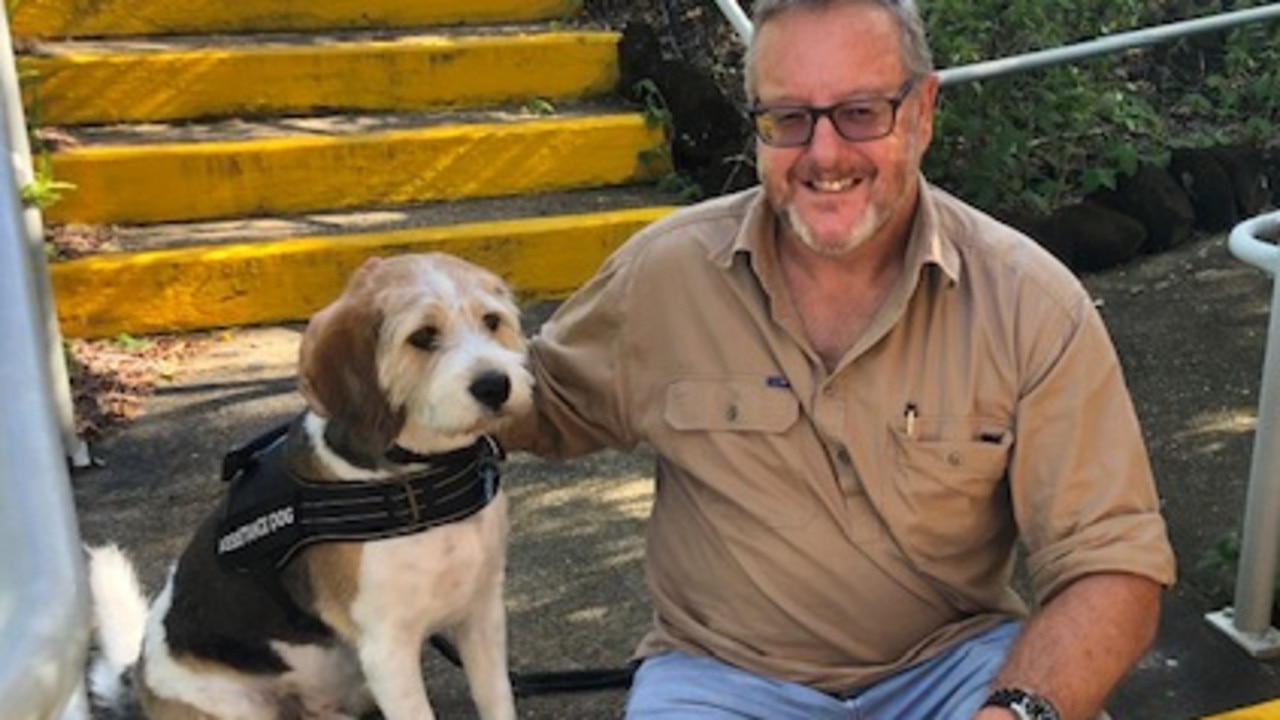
[
  {"xmin": 946, "ymin": 451, "xmax": 962, "ymax": 467},
  {"xmin": 725, "ymin": 404, "xmax": 739, "ymax": 422},
  {"xmin": 836, "ymin": 447, "xmax": 852, "ymax": 465}
]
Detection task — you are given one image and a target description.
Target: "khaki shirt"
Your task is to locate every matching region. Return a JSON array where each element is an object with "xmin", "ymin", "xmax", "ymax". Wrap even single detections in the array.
[{"xmin": 512, "ymin": 182, "xmax": 1176, "ymax": 693}]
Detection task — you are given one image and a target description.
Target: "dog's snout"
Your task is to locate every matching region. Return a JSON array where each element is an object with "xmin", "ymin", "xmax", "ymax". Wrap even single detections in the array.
[{"xmin": 470, "ymin": 371, "xmax": 512, "ymax": 411}]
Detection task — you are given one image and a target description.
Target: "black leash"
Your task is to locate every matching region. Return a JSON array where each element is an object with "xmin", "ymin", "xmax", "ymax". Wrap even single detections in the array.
[{"xmin": 428, "ymin": 635, "xmax": 635, "ymax": 697}]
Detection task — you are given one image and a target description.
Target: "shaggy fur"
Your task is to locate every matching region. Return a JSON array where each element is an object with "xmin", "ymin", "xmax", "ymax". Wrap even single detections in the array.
[{"xmin": 87, "ymin": 253, "xmax": 533, "ymax": 720}]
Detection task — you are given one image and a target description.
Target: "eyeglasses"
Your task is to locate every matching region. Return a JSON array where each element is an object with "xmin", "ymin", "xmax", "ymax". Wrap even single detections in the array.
[{"xmin": 748, "ymin": 77, "xmax": 920, "ymax": 148}]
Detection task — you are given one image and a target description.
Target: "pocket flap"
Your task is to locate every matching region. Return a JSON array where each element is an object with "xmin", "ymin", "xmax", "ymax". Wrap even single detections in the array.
[{"xmin": 664, "ymin": 378, "xmax": 799, "ymax": 433}]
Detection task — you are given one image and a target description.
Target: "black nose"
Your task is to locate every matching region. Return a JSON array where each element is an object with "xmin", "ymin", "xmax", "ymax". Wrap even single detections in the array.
[{"xmin": 470, "ymin": 371, "xmax": 512, "ymax": 411}]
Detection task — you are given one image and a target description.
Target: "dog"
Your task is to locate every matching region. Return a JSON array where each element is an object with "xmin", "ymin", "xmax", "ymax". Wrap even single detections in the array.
[{"xmin": 86, "ymin": 253, "xmax": 533, "ymax": 720}]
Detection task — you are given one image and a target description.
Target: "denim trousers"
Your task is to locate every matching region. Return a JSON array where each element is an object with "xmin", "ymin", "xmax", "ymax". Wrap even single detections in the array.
[{"xmin": 625, "ymin": 620, "xmax": 1021, "ymax": 720}]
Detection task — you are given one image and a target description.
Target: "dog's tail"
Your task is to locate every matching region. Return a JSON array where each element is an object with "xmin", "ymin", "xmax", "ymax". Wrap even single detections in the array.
[{"xmin": 85, "ymin": 544, "xmax": 148, "ymax": 714}]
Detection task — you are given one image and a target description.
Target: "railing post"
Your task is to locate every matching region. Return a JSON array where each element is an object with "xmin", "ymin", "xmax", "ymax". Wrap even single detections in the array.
[
  {"xmin": 1206, "ymin": 210, "xmax": 1280, "ymax": 657},
  {"xmin": 0, "ymin": 47, "xmax": 92, "ymax": 720},
  {"xmin": 0, "ymin": 2, "xmax": 91, "ymax": 467}
]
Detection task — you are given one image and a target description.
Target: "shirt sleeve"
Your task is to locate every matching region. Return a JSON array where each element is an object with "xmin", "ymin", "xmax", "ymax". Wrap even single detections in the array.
[
  {"xmin": 1009, "ymin": 288, "xmax": 1177, "ymax": 603},
  {"xmin": 499, "ymin": 248, "xmax": 640, "ymax": 459}
]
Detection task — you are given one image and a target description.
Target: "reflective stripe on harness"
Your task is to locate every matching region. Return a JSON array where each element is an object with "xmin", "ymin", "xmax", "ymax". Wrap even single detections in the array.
[{"xmin": 215, "ymin": 419, "xmax": 501, "ymax": 573}]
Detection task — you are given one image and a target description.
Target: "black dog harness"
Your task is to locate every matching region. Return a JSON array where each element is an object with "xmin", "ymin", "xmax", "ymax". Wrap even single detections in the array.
[{"xmin": 215, "ymin": 418, "xmax": 502, "ymax": 573}]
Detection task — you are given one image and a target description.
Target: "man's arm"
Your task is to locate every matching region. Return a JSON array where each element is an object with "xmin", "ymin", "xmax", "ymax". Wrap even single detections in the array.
[{"xmin": 973, "ymin": 572, "xmax": 1162, "ymax": 720}]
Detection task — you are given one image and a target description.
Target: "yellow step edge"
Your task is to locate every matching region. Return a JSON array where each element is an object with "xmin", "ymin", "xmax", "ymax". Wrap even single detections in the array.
[
  {"xmin": 11, "ymin": 0, "xmax": 582, "ymax": 38},
  {"xmin": 20, "ymin": 32, "xmax": 621, "ymax": 126},
  {"xmin": 1202, "ymin": 699, "xmax": 1280, "ymax": 719},
  {"xmin": 46, "ymin": 114, "xmax": 671, "ymax": 225},
  {"xmin": 50, "ymin": 206, "xmax": 677, "ymax": 339}
]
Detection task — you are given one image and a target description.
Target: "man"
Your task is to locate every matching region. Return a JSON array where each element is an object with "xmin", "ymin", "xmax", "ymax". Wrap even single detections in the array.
[{"xmin": 504, "ymin": 1, "xmax": 1176, "ymax": 718}]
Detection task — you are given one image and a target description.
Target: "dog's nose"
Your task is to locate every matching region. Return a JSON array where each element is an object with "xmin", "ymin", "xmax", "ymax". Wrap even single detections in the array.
[{"xmin": 469, "ymin": 371, "xmax": 512, "ymax": 411}]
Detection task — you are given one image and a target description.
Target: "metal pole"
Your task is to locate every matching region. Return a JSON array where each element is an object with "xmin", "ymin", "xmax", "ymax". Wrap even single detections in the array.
[
  {"xmin": 711, "ymin": 0, "xmax": 753, "ymax": 44},
  {"xmin": 938, "ymin": 4, "xmax": 1280, "ymax": 86},
  {"xmin": 1206, "ymin": 211, "xmax": 1280, "ymax": 657},
  {"xmin": 711, "ymin": 1, "xmax": 1280, "ymax": 88},
  {"xmin": 0, "ymin": 3, "xmax": 91, "ymax": 466},
  {"xmin": 0, "ymin": 44, "xmax": 92, "ymax": 719}
]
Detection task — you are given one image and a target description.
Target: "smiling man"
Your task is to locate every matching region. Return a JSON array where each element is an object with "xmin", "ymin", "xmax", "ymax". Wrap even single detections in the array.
[{"xmin": 503, "ymin": 1, "xmax": 1176, "ymax": 718}]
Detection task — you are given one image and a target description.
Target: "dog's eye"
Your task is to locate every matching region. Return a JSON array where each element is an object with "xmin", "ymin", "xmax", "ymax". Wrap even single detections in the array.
[
  {"xmin": 407, "ymin": 326, "xmax": 440, "ymax": 351},
  {"xmin": 483, "ymin": 312, "xmax": 502, "ymax": 333}
]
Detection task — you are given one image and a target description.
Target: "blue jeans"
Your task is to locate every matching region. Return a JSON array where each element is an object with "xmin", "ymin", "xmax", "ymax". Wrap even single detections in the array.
[{"xmin": 625, "ymin": 620, "xmax": 1020, "ymax": 720}]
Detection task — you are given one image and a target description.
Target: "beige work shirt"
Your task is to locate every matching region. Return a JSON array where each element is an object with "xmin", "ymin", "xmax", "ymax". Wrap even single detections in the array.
[{"xmin": 514, "ymin": 182, "xmax": 1176, "ymax": 693}]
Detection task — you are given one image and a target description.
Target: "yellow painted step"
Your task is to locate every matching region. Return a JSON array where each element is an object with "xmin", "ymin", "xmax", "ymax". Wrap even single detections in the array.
[
  {"xmin": 11, "ymin": 0, "xmax": 582, "ymax": 37},
  {"xmin": 20, "ymin": 32, "xmax": 620, "ymax": 126},
  {"xmin": 1202, "ymin": 698, "xmax": 1280, "ymax": 719},
  {"xmin": 49, "ymin": 206, "xmax": 677, "ymax": 339},
  {"xmin": 45, "ymin": 114, "xmax": 669, "ymax": 225}
]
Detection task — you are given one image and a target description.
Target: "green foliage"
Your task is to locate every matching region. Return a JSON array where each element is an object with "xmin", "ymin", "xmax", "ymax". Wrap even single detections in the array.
[
  {"xmin": 114, "ymin": 333, "xmax": 150, "ymax": 352},
  {"xmin": 632, "ymin": 79, "xmax": 705, "ymax": 201},
  {"xmin": 21, "ymin": 153, "xmax": 75, "ymax": 209},
  {"xmin": 920, "ymin": 0, "xmax": 1278, "ymax": 219},
  {"xmin": 523, "ymin": 97, "xmax": 557, "ymax": 116}
]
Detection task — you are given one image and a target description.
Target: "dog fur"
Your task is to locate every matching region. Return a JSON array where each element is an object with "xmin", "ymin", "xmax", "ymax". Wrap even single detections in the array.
[{"xmin": 87, "ymin": 253, "xmax": 533, "ymax": 720}]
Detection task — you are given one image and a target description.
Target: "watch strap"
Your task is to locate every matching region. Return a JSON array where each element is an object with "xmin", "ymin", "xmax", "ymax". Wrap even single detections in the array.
[{"xmin": 983, "ymin": 687, "xmax": 1062, "ymax": 720}]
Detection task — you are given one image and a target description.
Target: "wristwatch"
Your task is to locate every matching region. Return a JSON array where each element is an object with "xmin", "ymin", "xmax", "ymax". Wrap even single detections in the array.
[{"xmin": 982, "ymin": 687, "xmax": 1061, "ymax": 720}]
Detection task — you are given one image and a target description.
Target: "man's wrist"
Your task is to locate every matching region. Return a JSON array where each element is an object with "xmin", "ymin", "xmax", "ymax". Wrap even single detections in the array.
[{"xmin": 981, "ymin": 687, "xmax": 1062, "ymax": 720}]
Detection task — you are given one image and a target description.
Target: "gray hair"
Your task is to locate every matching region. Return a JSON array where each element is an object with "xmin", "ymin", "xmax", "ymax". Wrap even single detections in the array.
[{"xmin": 744, "ymin": 0, "xmax": 935, "ymax": 102}]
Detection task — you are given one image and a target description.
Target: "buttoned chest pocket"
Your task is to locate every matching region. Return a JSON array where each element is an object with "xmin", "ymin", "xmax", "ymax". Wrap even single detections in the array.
[
  {"xmin": 664, "ymin": 379, "xmax": 799, "ymax": 432},
  {"xmin": 885, "ymin": 419, "xmax": 1014, "ymax": 564},
  {"xmin": 662, "ymin": 379, "xmax": 815, "ymax": 527}
]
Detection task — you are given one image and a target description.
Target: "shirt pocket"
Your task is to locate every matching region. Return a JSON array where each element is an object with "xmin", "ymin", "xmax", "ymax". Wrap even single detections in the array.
[
  {"xmin": 885, "ymin": 419, "xmax": 1014, "ymax": 564},
  {"xmin": 664, "ymin": 378, "xmax": 799, "ymax": 432},
  {"xmin": 661, "ymin": 378, "xmax": 813, "ymax": 528}
]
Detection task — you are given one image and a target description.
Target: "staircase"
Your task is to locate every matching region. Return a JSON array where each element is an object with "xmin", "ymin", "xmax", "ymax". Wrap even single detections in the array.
[{"xmin": 10, "ymin": 0, "xmax": 677, "ymax": 339}]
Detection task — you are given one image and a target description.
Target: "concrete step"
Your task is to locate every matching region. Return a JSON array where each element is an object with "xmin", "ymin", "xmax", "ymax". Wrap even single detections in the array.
[
  {"xmin": 44, "ymin": 110, "xmax": 669, "ymax": 225},
  {"xmin": 10, "ymin": 0, "xmax": 582, "ymax": 37},
  {"xmin": 16, "ymin": 0, "xmax": 685, "ymax": 341},
  {"xmin": 49, "ymin": 193, "xmax": 678, "ymax": 339},
  {"xmin": 19, "ymin": 29, "xmax": 621, "ymax": 125}
]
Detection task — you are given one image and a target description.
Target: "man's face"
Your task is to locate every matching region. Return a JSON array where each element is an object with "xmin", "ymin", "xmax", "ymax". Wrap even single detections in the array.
[{"xmin": 751, "ymin": 3, "xmax": 938, "ymax": 257}]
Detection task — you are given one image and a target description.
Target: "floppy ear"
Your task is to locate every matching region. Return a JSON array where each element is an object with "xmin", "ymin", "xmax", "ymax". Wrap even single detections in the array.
[{"xmin": 298, "ymin": 292, "xmax": 404, "ymax": 460}]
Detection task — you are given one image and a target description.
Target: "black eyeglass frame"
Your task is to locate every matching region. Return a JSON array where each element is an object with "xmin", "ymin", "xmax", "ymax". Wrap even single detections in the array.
[{"xmin": 747, "ymin": 76, "xmax": 922, "ymax": 148}]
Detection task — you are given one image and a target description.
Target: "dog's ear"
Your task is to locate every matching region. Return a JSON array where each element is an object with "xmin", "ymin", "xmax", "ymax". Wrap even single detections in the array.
[{"xmin": 299, "ymin": 284, "xmax": 404, "ymax": 458}]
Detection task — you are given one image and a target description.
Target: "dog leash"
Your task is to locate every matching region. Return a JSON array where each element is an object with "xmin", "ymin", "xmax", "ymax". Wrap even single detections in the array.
[{"xmin": 428, "ymin": 635, "xmax": 636, "ymax": 697}]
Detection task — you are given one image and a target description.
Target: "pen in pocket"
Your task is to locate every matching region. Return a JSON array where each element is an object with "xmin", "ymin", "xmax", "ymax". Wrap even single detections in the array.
[{"xmin": 904, "ymin": 403, "xmax": 918, "ymax": 438}]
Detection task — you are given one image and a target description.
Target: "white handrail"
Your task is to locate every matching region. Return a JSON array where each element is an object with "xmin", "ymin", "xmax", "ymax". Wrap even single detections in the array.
[
  {"xmin": 0, "ymin": 6, "xmax": 92, "ymax": 716},
  {"xmin": 937, "ymin": 4, "xmax": 1280, "ymax": 86},
  {"xmin": 0, "ymin": 89, "xmax": 92, "ymax": 720},
  {"xmin": 0, "ymin": 2, "xmax": 88, "ymax": 467},
  {"xmin": 710, "ymin": 1, "xmax": 1280, "ymax": 87},
  {"xmin": 1207, "ymin": 212, "xmax": 1280, "ymax": 657}
]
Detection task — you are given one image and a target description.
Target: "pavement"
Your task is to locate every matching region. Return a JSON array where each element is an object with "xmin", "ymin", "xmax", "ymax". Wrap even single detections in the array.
[{"xmin": 67, "ymin": 230, "xmax": 1280, "ymax": 719}]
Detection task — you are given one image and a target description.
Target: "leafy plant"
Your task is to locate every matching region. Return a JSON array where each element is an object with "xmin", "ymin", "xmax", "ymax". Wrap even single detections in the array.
[
  {"xmin": 630, "ymin": 78, "xmax": 704, "ymax": 200},
  {"xmin": 21, "ymin": 153, "xmax": 75, "ymax": 209},
  {"xmin": 523, "ymin": 97, "xmax": 557, "ymax": 116}
]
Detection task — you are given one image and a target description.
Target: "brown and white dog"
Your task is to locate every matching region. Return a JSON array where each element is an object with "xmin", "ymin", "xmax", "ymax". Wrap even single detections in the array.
[{"xmin": 87, "ymin": 253, "xmax": 533, "ymax": 719}]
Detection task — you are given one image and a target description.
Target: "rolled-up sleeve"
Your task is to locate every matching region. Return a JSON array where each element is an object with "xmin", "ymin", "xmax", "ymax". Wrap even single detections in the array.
[{"xmin": 1010, "ymin": 289, "xmax": 1177, "ymax": 603}]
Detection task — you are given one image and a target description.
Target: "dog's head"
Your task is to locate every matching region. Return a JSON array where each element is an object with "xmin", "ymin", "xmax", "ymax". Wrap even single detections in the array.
[{"xmin": 298, "ymin": 253, "xmax": 533, "ymax": 460}]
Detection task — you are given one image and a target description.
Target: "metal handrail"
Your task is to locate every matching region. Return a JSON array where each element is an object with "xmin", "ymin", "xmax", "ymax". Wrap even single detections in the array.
[
  {"xmin": 0, "ymin": 1, "xmax": 89, "ymax": 469},
  {"xmin": 0, "ymin": 5, "xmax": 92, "ymax": 718},
  {"xmin": 937, "ymin": 4, "xmax": 1280, "ymax": 86},
  {"xmin": 1206, "ymin": 212, "xmax": 1280, "ymax": 657},
  {"xmin": 0, "ymin": 90, "xmax": 91, "ymax": 720},
  {"xmin": 710, "ymin": 2, "xmax": 1280, "ymax": 87}
]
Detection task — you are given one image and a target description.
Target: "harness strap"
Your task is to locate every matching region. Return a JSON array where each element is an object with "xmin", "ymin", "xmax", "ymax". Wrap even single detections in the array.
[{"xmin": 216, "ymin": 421, "xmax": 501, "ymax": 573}]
